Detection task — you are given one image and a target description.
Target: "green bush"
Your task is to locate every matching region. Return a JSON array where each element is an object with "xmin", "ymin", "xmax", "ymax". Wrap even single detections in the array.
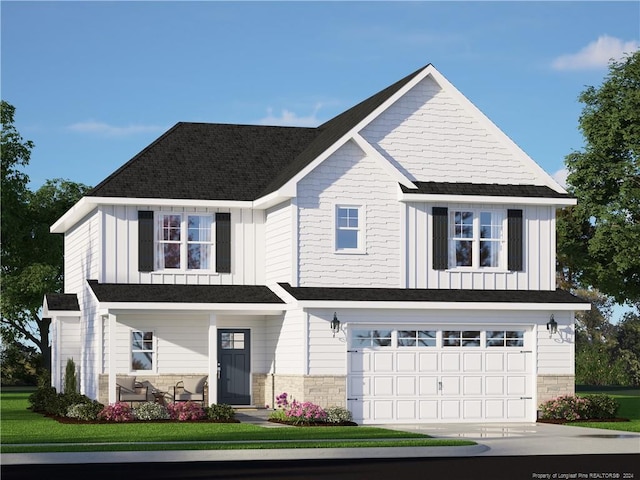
[
  {"xmin": 582, "ymin": 394, "xmax": 619, "ymax": 419},
  {"xmin": 207, "ymin": 403, "xmax": 235, "ymax": 421},
  {"xmin": 325, "ymin": 406, "xmax": 353, "ymax": 424},
  {"xmin": 66, "ymin": 401, "xmax": 104, "ymax": 421},
  {"xmin": 133, "ymin": 402, "xmax": 170, "ymax": 420},
  {"xmin": 28, "ymin": 385, "xmax": 58, "ymax": 413},
  {"xmin": 64, "ymin": 358, "xmax": 78, "ymax": 394}
]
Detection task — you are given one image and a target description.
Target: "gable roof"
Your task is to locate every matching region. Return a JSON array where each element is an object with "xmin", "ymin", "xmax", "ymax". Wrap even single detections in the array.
[
  {"xmin": 86, "ymin": 65, "xmax": 427, "ymax": 202},
  {"xmin": 44, "ymin": 293, "xmax": 80, "ymax": 311}
]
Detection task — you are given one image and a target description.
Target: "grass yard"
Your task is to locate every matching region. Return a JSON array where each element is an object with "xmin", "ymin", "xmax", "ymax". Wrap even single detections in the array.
[
  {"xmin": 574, "ymin": 389, "xmax": 640, "ymax": 432},
  {"xmin": 1, "ymin": 390, "xmax": 475, "ymax": 453}
]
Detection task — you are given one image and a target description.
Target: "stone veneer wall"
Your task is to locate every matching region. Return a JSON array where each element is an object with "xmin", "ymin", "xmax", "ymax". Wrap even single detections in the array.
[
  {"xmin": 537, "ymin": 374, "xmax": 575, "ymax": 406},
  {"xmin": 98, "ymin": 374, "xmax": 208, "ymax": 405},
  {"xmin": 254, "ymin": 374, "xmax": 347, "ymax": 409}
]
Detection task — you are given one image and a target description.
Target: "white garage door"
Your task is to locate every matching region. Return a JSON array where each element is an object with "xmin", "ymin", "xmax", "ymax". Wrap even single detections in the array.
[{"xmin": 347, "ymin": 327, "xmax": 534, "ymax": 423}]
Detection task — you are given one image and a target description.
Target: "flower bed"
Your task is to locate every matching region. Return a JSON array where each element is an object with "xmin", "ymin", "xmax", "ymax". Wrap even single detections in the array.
[
  {"xmin": 537, "ymin": 394, "xmax": 628, "ymax": 424},
  {"xmin": 268, "ymin": 393, "xmax": 357, "ymax": 426}
]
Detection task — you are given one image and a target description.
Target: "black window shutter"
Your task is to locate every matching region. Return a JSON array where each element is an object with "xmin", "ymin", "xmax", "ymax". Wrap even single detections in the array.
[
  {"xmin": 507, "ymin": 209, "xmax": 524, "ymax": 271},
  {"xmin": 216, "ymin": 213, "xmax": 231, "ymax": 273},
  {"xmin": 432, "ymin": 207, "xmax": 449, "ymax": 270},
  {"xmin": 138, "ymin": 211, "xmax": 154, "ymax": 272}
]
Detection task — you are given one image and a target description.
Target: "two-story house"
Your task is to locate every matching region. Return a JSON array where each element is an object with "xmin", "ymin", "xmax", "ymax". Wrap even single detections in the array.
[{"xmin": 44, "ymin": 63, "xmax": 589, "ymax": 424}]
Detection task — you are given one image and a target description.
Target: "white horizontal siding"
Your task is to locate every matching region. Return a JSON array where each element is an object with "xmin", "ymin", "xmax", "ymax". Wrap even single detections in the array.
[
  {"xmin": 270, "ymin": 310, "xmax": 305, "ymax": 375},
  {"xmin": 307, "ymin": 312, "xmax": 347, "ymax": 375},
  {"xmin": 361, "ymin": 75, "xmax": 539, "ymax": 185},
  {"xmin": 297, "ymin": 140, "xmax": 401, "ymax": 288},
  {"xmin": 536, "ymin": 312, "xmax": 574, "ymax": 375},
  {"xmin": 406, "ymin": 202, "xmax": 555, "ymax": 290},
  {"xmin": 265, "ymin": 201, "xmax": 292, "ymax": 285}
]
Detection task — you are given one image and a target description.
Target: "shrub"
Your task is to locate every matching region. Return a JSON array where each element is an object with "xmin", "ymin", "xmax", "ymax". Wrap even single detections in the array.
[
  {"xmin": 28, "ymin": 385, "xmax": 58, "ymax": 413},
  {"xmin": 167, "ymin": 401, "xmax": 206, "ymax": 421},
  {"xmin": 98, "ymin": 402, "xmax": 134, "ymax": 422},
  {"xmin": 325, "ymin": 406, "xmax": 353, "ymax": 424},
  {"xmin": 64, "ymin": 358, "xmax": 78, "ymax": 394},
  {"xmin": 539, "ymin": 395, "xmax": 590, "ymax": 421},
  {"xmin": 285, "ymin": 400, "xmax": 327, "ymax": 425},
  {"xmin": 582, "ymin": 394, "xmax": 619, "ymax": 419},
  {"xmin": 207, "ymin": 403, "xmax": 235, "ymax": 421},
  {"xmin": 67, "ymin": 401, "xmax": 104, "ymax": 421},
  {"xmin": 134, "ymin": 402, "xmax": 170, "ymax": 420}
]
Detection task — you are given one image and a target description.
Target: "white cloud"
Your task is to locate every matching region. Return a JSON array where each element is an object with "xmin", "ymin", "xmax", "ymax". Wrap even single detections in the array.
[
  {"xmin": 552, "ymin": 168, "xmax": 568, "ymax": 189},
  {"xmin": 257, "ymin": 103, "xmax": 323, "ymax": 127},
  {"xmin": 552, "ymin": 35, "xmax": 639, "ymax": 71},
  {"xmin": 67, "ymin": 121, "xmax": 166, "ymax": 137}
]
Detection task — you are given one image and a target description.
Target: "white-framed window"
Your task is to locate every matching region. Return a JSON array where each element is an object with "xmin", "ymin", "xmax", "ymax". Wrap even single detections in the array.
[
  {"xmin": 131, "ymin": 330, "xmax": 154, "ymax": 372},
  {"xmin": 486, "ymin": 330, "xmax": 525, "ymax": 347},
  {"xmin": 350, "ymin": 329, "xmax": 392, "ymax": 347},
  {"xmin": 450, "ymin": 210, "xmax": 504, "ymax": 268},
  {"xmin": 335, "ymin": 205, "xmax": 364, "ymax": 253},
  {"xmin": 397, "ymin": 330, "xmax": 437, "ymax": 347},
  {"xmin": 156, "ymin": 213, "xmax": 213, "ymax": 270}
]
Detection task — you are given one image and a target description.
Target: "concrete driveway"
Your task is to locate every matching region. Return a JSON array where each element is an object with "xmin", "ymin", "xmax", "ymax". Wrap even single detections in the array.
[{"xmin": 377, "ymin": 421, "xmax": 640, "ymax": 456}]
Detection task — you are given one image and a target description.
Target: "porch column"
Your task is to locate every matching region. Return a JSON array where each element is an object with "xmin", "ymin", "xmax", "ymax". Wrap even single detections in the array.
[
  {"xmin": 107, "ymin": 313, "xmax": 117, "ymax": 404},
  {"xmin": 208, "ymin": 314, "xmax": 217, "ymax": 405}
]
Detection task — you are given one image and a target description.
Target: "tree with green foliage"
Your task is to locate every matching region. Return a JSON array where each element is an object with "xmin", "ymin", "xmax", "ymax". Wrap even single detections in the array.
[
  {"xmin": 562, "ymin": 51, "xmax": 640, "ymax": 305},
  {"xmin": 1, "ymin": 101, "xmax": 90, "ymax": 372}
]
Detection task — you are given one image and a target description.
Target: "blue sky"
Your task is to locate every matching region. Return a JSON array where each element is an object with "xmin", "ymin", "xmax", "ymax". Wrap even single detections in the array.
[{"xmin": 2, "ymin": 1, "xmax": 639, "ymax": 191}]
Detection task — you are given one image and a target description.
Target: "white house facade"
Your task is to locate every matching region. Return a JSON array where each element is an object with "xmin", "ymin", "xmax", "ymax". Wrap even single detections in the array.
[{"xmin": 44, "ymin": 64, "xmax": 589, "ymax": 424}]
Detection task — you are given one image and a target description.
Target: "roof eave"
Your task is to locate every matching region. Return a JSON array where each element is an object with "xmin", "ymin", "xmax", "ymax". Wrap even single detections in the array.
[
  {"xmin": 398, "ymin": 193, "xmax": 577, "ymax": 206},
  {"xmin": 295, "ymin": 300, "xmax": 590, "ymax": 311}
]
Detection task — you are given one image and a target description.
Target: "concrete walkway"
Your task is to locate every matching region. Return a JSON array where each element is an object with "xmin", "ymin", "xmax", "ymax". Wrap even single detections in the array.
[{"xmin": 2, "ymin": 409, "xmax": 638, "ymax": 465}]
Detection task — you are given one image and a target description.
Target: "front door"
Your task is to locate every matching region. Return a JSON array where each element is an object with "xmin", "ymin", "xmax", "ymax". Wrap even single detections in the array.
[{"xmin": 217, "ymin": 329, "xmax": 251, "ymax": 405}]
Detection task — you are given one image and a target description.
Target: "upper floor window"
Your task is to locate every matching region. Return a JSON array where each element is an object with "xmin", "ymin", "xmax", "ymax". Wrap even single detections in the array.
[
  {"xmin": 450, "ymin": 210, "xmax": 503, "ymax": 268},
  {"xmin": 156, "ymin": 214, "xmax": 213, "ymax": 270},
  {"xmin": 335, "ymin": 205, "xmax": 364, "ymax": 253}
]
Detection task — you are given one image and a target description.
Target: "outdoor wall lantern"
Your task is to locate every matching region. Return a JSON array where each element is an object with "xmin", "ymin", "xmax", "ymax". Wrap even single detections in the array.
[
  {"xmin": 546, "ymin": 314, "xmax": 558, "ymax": 336},
  {"xmin": 331, "ymin": 312, "xmax": 341, "ymax": 337}
]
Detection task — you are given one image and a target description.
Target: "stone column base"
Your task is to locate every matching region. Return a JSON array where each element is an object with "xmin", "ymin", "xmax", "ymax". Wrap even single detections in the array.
[
  {"xmin": 537, "ymin": 374, "xmax": 575, "ymax": 406},
  {"xmin": 253, "ymin": 374, "xmax": 346, "ymax": 409}
]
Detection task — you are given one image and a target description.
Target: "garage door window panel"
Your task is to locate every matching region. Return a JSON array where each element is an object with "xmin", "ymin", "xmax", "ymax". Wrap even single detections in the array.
[
  {"xmin": 487, "ymin": 330, "xmax": 524, "ymax": 347},
  {"xmin": 443, "ymin": 330, "xmax": 480, "ymax": 347},
  {"xmin": 351, "ymin": 330, "xmax": 392, "ymax": 348},
  {"xmin": 398, "ymin": 330, "xmax": 436, "ymax": 347}
]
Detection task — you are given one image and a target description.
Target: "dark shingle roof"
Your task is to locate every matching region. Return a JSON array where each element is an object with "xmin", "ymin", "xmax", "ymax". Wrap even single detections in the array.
[
  {"xmin": 88, "ymin": 65, "xmax": 429, "ymax": 201},
  {"xmin": 278, "ymin": 283, "xmax": 585, "ymax": 304},
  {"xmin": 88, "ymin": 280, "xmax": 284, "ymax": 304},
  {"xmin": 88, "ymin": 124, "xmax": 322, "ymax": 200},
  {"xmin": 45, "ymin": 293, "xmax": 80, "ymax": 311},
  {"xmin": 401, "ymin": 182, "xmax": 571, "ymax": 199}
]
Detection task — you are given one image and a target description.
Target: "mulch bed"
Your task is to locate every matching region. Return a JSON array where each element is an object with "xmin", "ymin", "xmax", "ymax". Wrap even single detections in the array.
[
  {"xmin": 268, "ymin": 419, "xmax": 358, "ymax": 427},
  {"xmin": 537, "ymin": 417, "xmax": 630, "ymax": 424}
]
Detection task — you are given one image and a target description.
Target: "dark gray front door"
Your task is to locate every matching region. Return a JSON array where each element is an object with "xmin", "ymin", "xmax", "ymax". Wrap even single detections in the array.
[{"xmin": 217, "ymin": 329, "xmax": 251, "ymax": 405}]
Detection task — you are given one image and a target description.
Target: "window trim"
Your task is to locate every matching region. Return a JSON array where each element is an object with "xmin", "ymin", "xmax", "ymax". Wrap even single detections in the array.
[
  {"xmin": 155, "ymin": 212, "xmax": 215, "ymax": 272},
  {"xmin": 334, "ymin": 204, "xmax": 366, "ymax": 254},
  {"xmin": 448, "ymin": 209, "xmax": 506, "ymax": 270},
  {"xmin": 130, "ymin": 330, "xmax": 155, "ymax": 373}
]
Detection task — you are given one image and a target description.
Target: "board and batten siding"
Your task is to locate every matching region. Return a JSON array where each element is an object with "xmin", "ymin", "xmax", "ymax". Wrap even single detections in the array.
[
  {"xmin": 99, "ymin": 205, "xmax": 266, "ymax": 286},
  {"xmin": 64, "ymin": 209, "xmax": 100, "ymax": 293},
  {"xmin": 265, "ymin": 201, "xmax": 293, "ymax": 285},
  {"xmin": 297, "ymin": 140, "xmax": 401, "ymax": 288},
  {"xmin": 360, "ymin": 75, "xmax": 538, "ymax": 185},
  {"xmin": 404, "ymin": 202, "xmax": 556, "ymax": 290}
]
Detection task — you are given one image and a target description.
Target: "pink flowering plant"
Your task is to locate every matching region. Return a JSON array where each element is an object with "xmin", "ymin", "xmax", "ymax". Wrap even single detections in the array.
[
  {"xmin": 539, "ymin": 395, "xmax": 590, "ymax": 421},
  {"xmin": 268, "ymin": 392, "xmax": 328, "ymax": 425},
  {"xmin": 97, "ymin": 402, "xmax": 134, "ymax": 422},
  {"xmin": 167, "ymin": 401, "xmax": 206, "ymax": 421}
]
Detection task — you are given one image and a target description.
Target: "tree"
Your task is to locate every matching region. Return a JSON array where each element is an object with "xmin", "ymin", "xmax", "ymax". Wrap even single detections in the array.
[
  {"xmin": 563, "ymin": 51, "xmax": 640, "ymax": 305},
  {"xmin": 1, "ymin": 101, "xmax": 90, "ymax": 372},
  {"xmin": 615, "ymin": 311, "xmax": 640, "ymax": 386}
]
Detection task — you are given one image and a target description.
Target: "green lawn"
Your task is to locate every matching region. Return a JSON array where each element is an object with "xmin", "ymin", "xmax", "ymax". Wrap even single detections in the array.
[
  {"xmin": 1, "ymin": 390, "xmax": 475, "ymax": 453},
  {"xmin": 574, "ymin": 389, "xmax": 640, "ymax": 432}
]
